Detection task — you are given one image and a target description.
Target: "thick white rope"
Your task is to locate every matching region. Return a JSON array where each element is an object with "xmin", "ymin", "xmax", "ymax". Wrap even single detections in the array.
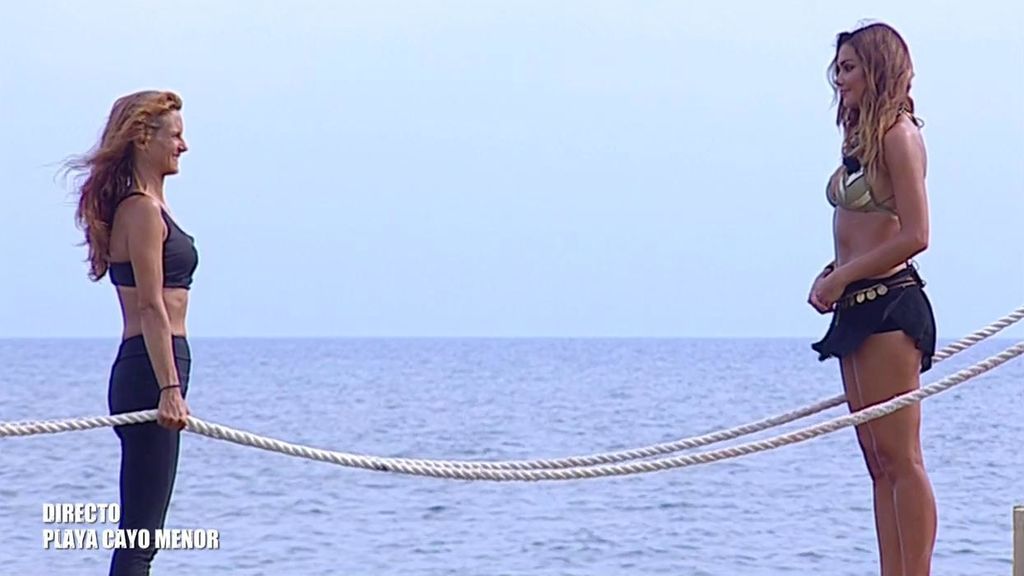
[
  {"xmin": 6, "ymin": 339, "xmax": 1019, "ymax": 482},
  {"xmin": 377, "ymin": 304, "xmax": 1024, "ymax": 471},
  {"xmin": 0, "ymin": 409, "xmax": 158, "ymax": 438},
  {"xmin": 2, "ymin": 306, "xmax": 1022, "ymax": 473},
  {"xmin": 180, "ymin": 340, "xmax": 1024, "ymax": 481}
]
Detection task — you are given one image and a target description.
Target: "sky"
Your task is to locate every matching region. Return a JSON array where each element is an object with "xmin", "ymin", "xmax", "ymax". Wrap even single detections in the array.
[{"xmin": 1, "ymin": 0, "xmax": 1021, "ymax": 338}]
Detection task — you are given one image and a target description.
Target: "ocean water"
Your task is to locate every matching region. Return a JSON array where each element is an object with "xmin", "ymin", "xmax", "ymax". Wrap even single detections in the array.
[{"xmin": 1, "ymin": 337, "xmax": 1021, "ymax": 575}]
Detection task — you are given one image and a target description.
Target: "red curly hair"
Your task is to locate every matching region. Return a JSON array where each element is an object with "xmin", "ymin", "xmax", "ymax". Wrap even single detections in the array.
[{"xmin": 64, "ymin": 90, "xmax": 182, "ymax": 281}]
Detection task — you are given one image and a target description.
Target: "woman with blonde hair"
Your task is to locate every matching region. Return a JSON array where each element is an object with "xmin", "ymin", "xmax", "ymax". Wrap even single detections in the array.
[
  {"xmin": 65, "ymin": 89, "xmax": 196, "ymax": 575},
  {"xmin": 809, "ymin": 22, "xmax": 938, "ymax": 575}
]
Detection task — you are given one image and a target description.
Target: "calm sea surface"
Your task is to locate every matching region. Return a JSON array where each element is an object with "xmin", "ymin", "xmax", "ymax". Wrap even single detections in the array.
[{"xmin": 1, "ymin": 337, "xmax": 1021, "ymax": 575}]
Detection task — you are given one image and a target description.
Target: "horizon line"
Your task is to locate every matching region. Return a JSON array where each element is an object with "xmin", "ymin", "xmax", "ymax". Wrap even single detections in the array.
[{"xmin": 1, "ymin": 335, "xmax": 1020, "ymax": 341}]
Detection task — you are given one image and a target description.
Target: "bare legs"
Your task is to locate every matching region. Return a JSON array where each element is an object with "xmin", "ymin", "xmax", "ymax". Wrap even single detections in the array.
[{"xmin": 840, "ymin": 331, "xmax": 937, "ymax": 576}]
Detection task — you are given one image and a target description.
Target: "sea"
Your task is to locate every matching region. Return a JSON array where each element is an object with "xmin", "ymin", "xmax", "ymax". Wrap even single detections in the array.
[{"xmin": 1, "ymin": 336, "xmax": 1021, "ymax": 575}]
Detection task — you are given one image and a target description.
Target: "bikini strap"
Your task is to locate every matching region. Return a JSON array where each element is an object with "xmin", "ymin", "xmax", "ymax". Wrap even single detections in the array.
[{"xmin": 113, "ymin": 190, "xmax": 148, "ymax": 209}]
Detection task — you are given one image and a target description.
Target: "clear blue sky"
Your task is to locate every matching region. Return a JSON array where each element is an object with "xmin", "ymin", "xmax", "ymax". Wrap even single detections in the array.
[{"xmin": 1, "ymin": 0, "xmax": 1021, "ymax": 338}]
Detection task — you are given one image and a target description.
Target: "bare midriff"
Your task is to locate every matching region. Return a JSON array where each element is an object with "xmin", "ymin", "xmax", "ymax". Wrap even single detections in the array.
[
  {"xmin": 115, "ymin": 287, "xmax": 190, "ymax": 339},
  {"xmin": 833, "ymin": 208, "xmax": 906, "ymax": 279}
]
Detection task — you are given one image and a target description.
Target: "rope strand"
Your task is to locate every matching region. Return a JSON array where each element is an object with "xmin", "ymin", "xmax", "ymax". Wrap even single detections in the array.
[
  {"xmin": 178, "ymin": 340, "xmax": 1024, "ymax": 481},
  {"xmin": 2, "ymin": 306, "xmax": 1022, "ymax": 482}
]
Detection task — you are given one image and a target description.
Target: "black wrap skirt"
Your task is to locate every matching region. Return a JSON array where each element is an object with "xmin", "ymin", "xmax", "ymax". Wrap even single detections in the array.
[{"xmin": 811, "ymin": 265, "xmax": 936, "ymax": 373}]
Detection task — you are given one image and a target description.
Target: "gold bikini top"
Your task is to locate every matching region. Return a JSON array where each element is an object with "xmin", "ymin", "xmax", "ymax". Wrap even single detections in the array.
[
  {"xmin": 826, "ymin": 154, "xmax": 897, "ymax": 215},
  {"xmin": 826, "ymin": 108, "xmax": 921, "ymax": 215}
]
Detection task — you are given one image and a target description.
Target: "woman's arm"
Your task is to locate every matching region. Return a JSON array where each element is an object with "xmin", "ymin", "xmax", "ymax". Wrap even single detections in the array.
[
  {"xmin": 124, "ymin": 197, "xmax": 180, "ymax": 392},
  {"xmin": 834, "ymin": 122, "xmax": 929, "ymax": 285}
]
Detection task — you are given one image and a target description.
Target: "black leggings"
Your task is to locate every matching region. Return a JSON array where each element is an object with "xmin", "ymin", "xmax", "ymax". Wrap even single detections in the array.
[{"xmin": 107, "ymin": 335, "xmax": 191, "ymax": 576}]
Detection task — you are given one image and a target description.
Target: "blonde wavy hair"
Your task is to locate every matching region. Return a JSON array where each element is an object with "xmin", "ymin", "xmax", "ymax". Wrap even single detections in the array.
[
  {"xmin": 827, "ymin": 22, "xmax": 922, "ymax": 184},
  {"xmin": 63, "ymin": 90, "xmax": 183, "ymax": 281}
]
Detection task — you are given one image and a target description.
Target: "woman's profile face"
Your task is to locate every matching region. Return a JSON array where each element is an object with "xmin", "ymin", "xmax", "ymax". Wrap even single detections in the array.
[
  {"xmin": 138, "ymin": 110, "xmax": 188, "ymax": 176},
  {"xmin": 835, "ymin": 43, "xmax": 866, "ymax": 110}
]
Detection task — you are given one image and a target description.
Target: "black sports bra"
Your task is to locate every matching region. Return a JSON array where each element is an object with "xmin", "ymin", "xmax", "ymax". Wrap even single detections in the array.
[{"xmin": 108, "ymin": 192, "xmax": 199, "ymax": 290}]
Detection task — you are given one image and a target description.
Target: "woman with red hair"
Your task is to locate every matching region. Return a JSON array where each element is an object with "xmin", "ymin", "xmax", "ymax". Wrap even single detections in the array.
[{"xmin": 66, "ymin": 90, "xmax": 197, "ymax": 575}]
